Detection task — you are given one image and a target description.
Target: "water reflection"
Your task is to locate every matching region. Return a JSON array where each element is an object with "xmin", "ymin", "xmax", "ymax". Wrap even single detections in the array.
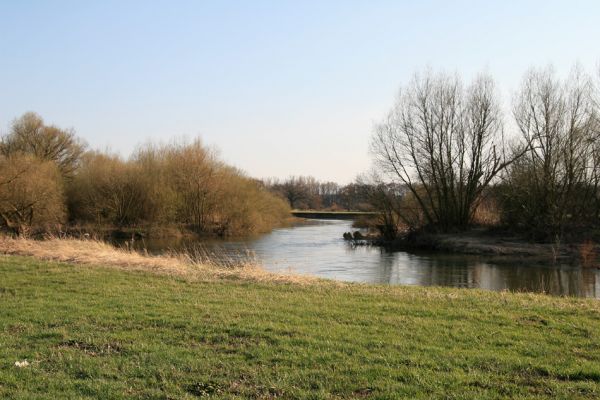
[
  {"xmin": 378, "ymin": 253, "xmax": 600, "ymax": 298},
  {"xmin": 133, "ymin": 219, "xmax": 600, "ymax": 298}
]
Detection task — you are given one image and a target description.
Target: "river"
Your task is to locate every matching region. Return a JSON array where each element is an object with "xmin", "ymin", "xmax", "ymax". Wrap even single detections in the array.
[{"xmin": 129, "ymin": 219, "xmax": 600, "ymax": 298}]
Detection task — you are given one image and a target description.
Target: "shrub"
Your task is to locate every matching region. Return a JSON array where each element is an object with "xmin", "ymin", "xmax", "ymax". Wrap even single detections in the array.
[
  {"xmin": 1, "ymin": 112, "xmax": 85, "ymax": 177},
  {"xmin": 67, "ymin": 152, "xmax": 159, "ymax": 227},
  {"xmin": 0, "ymin": 154, "xmax": 65, "ymax": 236}
]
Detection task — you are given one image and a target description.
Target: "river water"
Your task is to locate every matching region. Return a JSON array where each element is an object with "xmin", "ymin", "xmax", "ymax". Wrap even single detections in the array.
[{"xmin": 133, "ymin": 219, "xmax": 600, "ymax": 298}]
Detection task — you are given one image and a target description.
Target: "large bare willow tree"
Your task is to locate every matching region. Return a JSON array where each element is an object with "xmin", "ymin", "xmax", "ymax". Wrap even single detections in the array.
[
  {"xmin": 371, "ymin": 71, "xmax": 514, "ymax": 231},
  {"xmin": 504, "ymin": 66, "xmax": 599, "ymax": 238}
]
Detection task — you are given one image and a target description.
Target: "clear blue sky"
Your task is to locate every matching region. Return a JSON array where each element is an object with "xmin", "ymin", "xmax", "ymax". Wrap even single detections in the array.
[{"xmin": 1, "ymin": 0, "xmax": 599, "ymax": 183}]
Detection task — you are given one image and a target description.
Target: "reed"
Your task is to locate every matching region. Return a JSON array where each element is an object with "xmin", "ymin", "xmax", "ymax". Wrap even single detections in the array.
[
  {"xmin": 579, "ymin": 240, "xmax": 598, "ymax": 267},
  {"xmin": 0, "ymin": 235, "xmax": 317, "ymax": 284}
]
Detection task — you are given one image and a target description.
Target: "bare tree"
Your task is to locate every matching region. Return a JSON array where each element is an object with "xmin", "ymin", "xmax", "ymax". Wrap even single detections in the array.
[
  {"xmin": 371, "ymin": 70, "xmax": 515, "ymax": 231},
  {"xmin": 268, "ymin": 176, "xmax": 322, "ymax": 209},
  {"xmin": 593, "ymin": 68, "xmax": 600, "ymax": 223},
  {"xmin": 1, "ymin": 112, "xmax": 85, "ymax": 177},
  {"xmin": 504, "ymin": 66, "xmax": 599, "ymax": 238}
]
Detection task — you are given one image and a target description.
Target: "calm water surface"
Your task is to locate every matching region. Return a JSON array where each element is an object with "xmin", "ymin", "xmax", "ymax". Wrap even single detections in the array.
[{"xmin": 135, "ymin": 219, "xmax": 600, "ymax": 298}]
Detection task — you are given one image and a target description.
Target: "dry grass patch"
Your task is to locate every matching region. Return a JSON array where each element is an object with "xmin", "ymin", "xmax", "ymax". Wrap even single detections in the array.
[{"xmin": 0, "ymin": 235, "xmax": 318, "ymax": 284}]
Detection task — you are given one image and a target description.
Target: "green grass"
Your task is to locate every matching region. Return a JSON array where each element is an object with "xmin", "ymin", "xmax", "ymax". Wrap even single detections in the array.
[{"xmin": 1, "ymin": 255, "xmax": 599, "ymax": 399}]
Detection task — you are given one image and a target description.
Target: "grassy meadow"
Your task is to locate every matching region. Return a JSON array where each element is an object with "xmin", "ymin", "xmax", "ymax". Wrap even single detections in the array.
[{"xmin": 1, "ymin": 251, "xmax": 599, "ymax": 399}]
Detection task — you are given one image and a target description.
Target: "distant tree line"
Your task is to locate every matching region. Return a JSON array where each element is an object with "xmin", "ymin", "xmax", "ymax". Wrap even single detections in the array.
[
  {"xmin": 0, "ymin": 112, "xmax": 290, "ymax": 237},
  {"xmin": 262, "ymin": 176, "xmax": 377, "ymax": 211},
  {"xmin": 371, "ymin": 65, "xmax": 600, "ymax": 242}
]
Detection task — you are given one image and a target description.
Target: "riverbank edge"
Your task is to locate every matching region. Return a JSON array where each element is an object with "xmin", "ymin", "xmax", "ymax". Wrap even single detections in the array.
[
  {"xmin": 366, "ymin": 229, "xmax": 600, "ymax": 266},
  {"xmin": 0, "ymin": 235, "xmax": 321, "ymax": 285},
  {"xmin": 60, "ymin": 216, "xmax": 302, "ymax": 241}
]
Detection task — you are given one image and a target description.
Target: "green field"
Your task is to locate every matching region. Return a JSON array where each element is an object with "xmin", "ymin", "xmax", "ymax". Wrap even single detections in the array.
[{"xmin": 1, "ymin": 255, "xmax": 599, "ymax": 399}]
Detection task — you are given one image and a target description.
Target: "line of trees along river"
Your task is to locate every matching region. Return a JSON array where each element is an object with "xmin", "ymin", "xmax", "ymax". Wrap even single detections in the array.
[
  {"xmin": 1, "ymin": 63, "xmax": 599, "ymax": 246},
  {"xmin": 0, "ymin": 113, "xmax": 289, "ymax": 237},
  {"xmin": 370, "ymin": 65, "xmax": 600, "ymax": 243}
]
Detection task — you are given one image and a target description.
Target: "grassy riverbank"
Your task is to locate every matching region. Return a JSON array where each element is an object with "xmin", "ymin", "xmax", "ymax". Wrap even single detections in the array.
[{"xmin": 1, "ymin": 250, "xmax": 600, "ymax": 398}]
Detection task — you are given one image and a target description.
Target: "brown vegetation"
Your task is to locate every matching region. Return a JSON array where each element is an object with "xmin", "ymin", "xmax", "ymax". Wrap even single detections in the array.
[
  {"xmin": 0, "ymin": 154, "xmax": 65, "ymax": 236},
  {"xmin": 578, "ymin": 240, "xmax": 598, "ymax": 267},
  {"xmin": 0, "ymin": 114, "xmax": 290, "ymax": 238},
  {"xmin": 1, "ymin": 112, "xmax": 85, "ymax": 177},
  {"xmin": 0, "ymin": 235, "xmax": 317, "ymax": 284}
]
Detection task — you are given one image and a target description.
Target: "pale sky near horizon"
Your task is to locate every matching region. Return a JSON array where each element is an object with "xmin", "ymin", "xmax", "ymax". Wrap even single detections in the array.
[{"xmin": 1, "ymin": 1, "xmax": 599, "ymax": 183}]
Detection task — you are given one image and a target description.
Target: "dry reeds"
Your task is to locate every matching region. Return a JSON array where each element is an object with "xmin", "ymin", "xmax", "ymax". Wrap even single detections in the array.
[
  {"xmin": 0, "ymin": 235, "xmax": 318, "ymax": 284},
  {"xmin": 578, "ymin": 240, "xmax": 598, "ymax": 267},
  {"xmin": 472, "ymin": 197, "xmax": 501, "ymax": 226}
]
